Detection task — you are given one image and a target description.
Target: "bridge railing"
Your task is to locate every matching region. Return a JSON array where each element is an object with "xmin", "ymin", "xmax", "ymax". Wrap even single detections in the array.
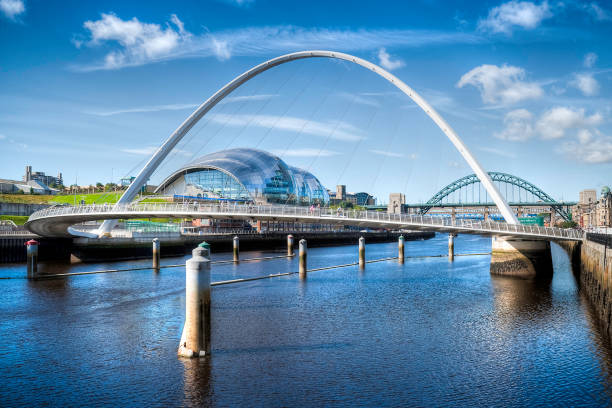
[{"xmin": 27, "ymin": 202, "xmax": 584, "ymax": 240}]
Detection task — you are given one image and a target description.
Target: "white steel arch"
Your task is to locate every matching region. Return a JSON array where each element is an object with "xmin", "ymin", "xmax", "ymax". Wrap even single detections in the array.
[{"xmin": 99, "ymin": 50, "xmax": 518, "ymax": 236}]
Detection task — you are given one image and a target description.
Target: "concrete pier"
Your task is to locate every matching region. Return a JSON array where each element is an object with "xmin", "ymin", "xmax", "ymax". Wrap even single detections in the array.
[
  {"xmin": 152, "ymin": 238, "xmax": 160, "ymax": 271},
  {"xmin": 398, "ymin": 235, "xmax": 405, "ymax": 263},
  {"xmin": 448, "ymin": 233, "xmax": 456, "ymax": 261},
  {"xmin": 233, "ymin": 236, "xmax": 239, "ymax": 263},
  {"xmin": 299, "ymin": 239, "xmax": 307, "ymax": 279},
  {"xmin": 287, "ymin": 234, "xmax": 294, "ymax": 257},
  {"xmin": 359, "ymin": 236, "xmax": 365, "ymax": 269},
  {"xmin": 26, "ymin": 239, "xmax": 39, "ymax": 279},
  {"xmin": 178, "ymin": 242, "xmax": 212, "ymax": 358},
  {"xmin": 490, "ymin": 237, "xmax": 553, "ymax": 279}
]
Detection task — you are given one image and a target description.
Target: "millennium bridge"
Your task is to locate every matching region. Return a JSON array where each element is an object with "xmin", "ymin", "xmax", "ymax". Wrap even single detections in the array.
[{"xmin": 25, "ymin": 202, "xmax": 582, "ymax": 241}]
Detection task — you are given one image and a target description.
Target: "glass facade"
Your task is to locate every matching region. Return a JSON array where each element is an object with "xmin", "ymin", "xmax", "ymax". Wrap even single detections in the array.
[{"xmin": 157, "ymin": 148, "xmax": 329, "ymax": 205}]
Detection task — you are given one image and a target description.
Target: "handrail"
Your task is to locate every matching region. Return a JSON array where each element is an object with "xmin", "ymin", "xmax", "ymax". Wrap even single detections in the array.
[{"xmin": 26, "ymin": 202, "xmax": 584, "ymax": 240}]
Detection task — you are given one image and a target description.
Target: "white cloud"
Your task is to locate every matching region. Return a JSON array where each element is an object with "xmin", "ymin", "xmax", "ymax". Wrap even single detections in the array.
[
  {"xmin": 370, "ymin": 149, "xmax": 404, "ymax": 158},
  {"xmin": 570, "ymin": 73, "xmax": 600, "ymax": 96},
  {"xmin": 75, "ymin": 15, "xmax": 483, "ymax": 70},
  {"xmin": 560, "ymin": 130, "xmax": 612, "ymax": 164},
  {"xmin": 81, "ymin": 13, "xmax": 190, "ymax": 70},
  {"xmin": 457, "ymin": 64, "xmax": 543, "ymax": 105},
  {"xmin": 478, "ymin": 1, "xmax": 552, "ymax": 34},
  {"xmin": 478, "ymin": 146, "xmax": 517, "ymax": 159},
  {"xmin": 86, "ymin": 103, "xmax": 198, "ymax": 116},
  {"xmin": 337, "ymin": 92, "xmax": 381, "ymax": 108},
  {"xmin": 0, "ymin": 134, "xmax": 6, "ymax": 140},
  {"xmin": 84, "ymin": 94, "xmax": 276, "ymax": 116},
  {"xmin": 536, "ymin": 107, "xmax": 602, "ymax": 139},
  {"xmin": 121, "ymin": 146, "xmax": 159, "ymax": 155},
  {"xmin": 0, "ymin": 0, "xmax": 24, "ymax": 20},
  {"xmin": 494, "ymin": 108, "xmax": 535, "ymax": 141},
  {"xmin": 208, "ymin": 113, "xmax": 365, "ymax": 142},
  {"xmin": 377, "ymin": 48, "xmax": 404, "ymax": 71},
  {"xmin": 584, "ymin": 52, "xmax": 598, "ymax": 68},
  {"xmin": 271, "ymin": 148, "xmax": 339, "ymax": 157},
  {"xmin": 585, "ymin": 2, "xmax": 612, "ymax": 21}
]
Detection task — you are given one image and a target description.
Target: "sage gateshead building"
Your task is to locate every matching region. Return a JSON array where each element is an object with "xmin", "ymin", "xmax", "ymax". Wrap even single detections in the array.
[{"xmin": 155, "ymin": 148, "xmax": 330, "ymax": 206}]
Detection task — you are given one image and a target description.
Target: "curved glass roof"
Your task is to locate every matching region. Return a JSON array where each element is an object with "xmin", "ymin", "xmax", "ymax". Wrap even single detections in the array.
[{"xmin": 157, "ymin": 148, "xmax": 329, "ymax": 205}]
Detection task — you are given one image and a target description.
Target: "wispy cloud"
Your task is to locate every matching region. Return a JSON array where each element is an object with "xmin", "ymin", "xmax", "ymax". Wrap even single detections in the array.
[
  {"xmin": 337, "ymin": 92, "xmax": 381, "ymax": 108},
  {"xmin": 478, "ymin": 146, "xmax": 517, "ymax": 159},
  {"xmin": 272, "ymin": 148, "xmax": 339, "ymax": 157},
  {"xmin": 208, "ymin": 113, "xmax": 365, "ymax": 141},
  {"xmin": 370, "ymin": 149, "xmax": 405, "ymax": 158},
  {"xmin": 86, "ymin": 103, "xmax": 198, "ymax": 117},
  {"xmin": 74, "ymin": 13, "xmax": 484, "ymax": 71},
  {"xmin": 84, "ymin": 94, "xmax": 277, "ymax": 116}
]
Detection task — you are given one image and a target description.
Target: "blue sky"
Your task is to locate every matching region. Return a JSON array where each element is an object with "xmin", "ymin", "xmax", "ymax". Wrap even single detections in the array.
[{"xmin": 1, "ymin": 0, "xmax": 611, "ymax": 203}]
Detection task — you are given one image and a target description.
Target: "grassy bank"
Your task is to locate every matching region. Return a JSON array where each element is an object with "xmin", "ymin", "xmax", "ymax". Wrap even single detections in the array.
[
  {"xmin": 0, "ymin": 215, "xmax": 29, "ymax": 225},
  {"xmin": 0, "ymin": 192, "xmax": 167, "ymax": 205}
]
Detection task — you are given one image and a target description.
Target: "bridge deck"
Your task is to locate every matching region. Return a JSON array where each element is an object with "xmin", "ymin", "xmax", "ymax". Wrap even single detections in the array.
[{"xmin": 25, "ymin": 203, "xmax": 584, "ymax": 241}]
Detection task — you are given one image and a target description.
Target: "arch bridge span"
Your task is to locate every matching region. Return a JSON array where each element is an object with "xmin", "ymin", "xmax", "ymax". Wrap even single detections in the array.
[
  {"xmin": 99, "ymin": 50, "xmax": 518, "ymax": 236},
  {"xmin": 420, "ymin": 172, "xmax": 572, "ymax": 221},
  {"xmin": 26, "ymin": 203, "xmax": 582, "ymax": 241}
]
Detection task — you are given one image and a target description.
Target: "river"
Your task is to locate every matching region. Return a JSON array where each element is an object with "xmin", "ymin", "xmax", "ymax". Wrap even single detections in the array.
[{"xmin": 1, "ymin": 233, "xmax": 611, "ymax": 407}]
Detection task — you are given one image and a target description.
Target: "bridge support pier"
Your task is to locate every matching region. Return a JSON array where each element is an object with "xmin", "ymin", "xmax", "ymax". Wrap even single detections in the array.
[
  {"xmin": 299, "ymin": 239, "xmax": 307, "ymax": 279},
  {"xmin": 359, "ymin": 237, "xmax": 365, "ymax": 269},
  {"xmin": 178, "ymin": 243, "xmax": 211, "ymax": 358},
  {"xmin": 287, "ymin": 234, "xmax": 294, "ymax": 257},
  {"xmin": 448, "ymin": 233, "xmax": 456, "ymax": 261},
  {"xmin": 398, "ymin": 235, "xmax": 405, "ymax": 263},
  {"xmin": 490, "ymin": 237, "xmax": 553, "ymax": 279},
  {"xmin": 233, "ymin": 236, "xmax": 239, "ymax": 263},
  {"xmin": 152, "ymin": 238, "xmax": 160, "ymax": 271}
]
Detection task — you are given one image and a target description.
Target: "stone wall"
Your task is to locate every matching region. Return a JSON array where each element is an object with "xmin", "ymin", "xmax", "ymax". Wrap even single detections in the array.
[
  {"xmin": 0, "ymin": 202, "xmax": 52, "ymax": 216},
  {"xmin": 567, "ymin": 239, "xmax": 612, "ymax": 336}
]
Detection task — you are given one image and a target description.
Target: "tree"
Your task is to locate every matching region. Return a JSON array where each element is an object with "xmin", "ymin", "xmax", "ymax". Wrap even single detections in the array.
[{"xmin": 96, "ymin": 182, "xmax": 103, "ymax": 192}]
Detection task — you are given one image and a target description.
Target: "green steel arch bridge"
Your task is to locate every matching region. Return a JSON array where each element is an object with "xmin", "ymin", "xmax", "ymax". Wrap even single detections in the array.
[{"xmin": 371, "ymin": 172, "xmax": 575, "ymax": 222}]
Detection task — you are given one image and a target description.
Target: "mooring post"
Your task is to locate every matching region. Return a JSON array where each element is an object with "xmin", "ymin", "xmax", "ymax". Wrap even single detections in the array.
[
  {"xmin": 152, "ymin": 238, "xmax": 160, "ymax": 271},
  {"xmin": 26, "ymin": 239, "xmax": 39, "ymax": 279},
  {"xmin": 287, "ymin": 234, "xmax": 294, "ymax": 257},
  {"xmin": 448, "ymin": 233, "xmax": 456, "ymax": 261},
  {"xmin": 398, "ymin": 235, "xmax": 405, "ymax": 264},
  {"xmin": 233, "ymin": 236, "xmax": 239, "ymax": 263},
  {"xmin": 299, "ymin": 239, "xmax": 307, "ymax": 279},
  {"xmin": 178, "ymin": 242, "xmax": 211, "ymax": 358},
  {"xmin": 359, "ymin": 236, "xmax": 365, "ymax": 269}
]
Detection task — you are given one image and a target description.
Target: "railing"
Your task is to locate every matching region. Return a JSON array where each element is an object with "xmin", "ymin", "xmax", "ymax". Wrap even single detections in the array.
[
  {"xmin": 27, "ymin": 202, "xmax": 584, "ymax": 240},
  {"xmin": 586, "ymin": 233, "xmax": 612, "ymax": 247}
]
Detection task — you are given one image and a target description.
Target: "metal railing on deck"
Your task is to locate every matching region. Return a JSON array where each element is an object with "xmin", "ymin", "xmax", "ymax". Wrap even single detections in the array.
[{"xmin": 27, "ymin": 202, "xmax": 584, "ymax": 240}]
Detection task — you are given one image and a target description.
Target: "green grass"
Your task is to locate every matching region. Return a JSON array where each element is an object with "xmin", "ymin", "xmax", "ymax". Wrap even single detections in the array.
[
  {"xmin": 139, "ymin": 198, "xmax": 171, "ymax": 203},
  {"xmin": 0, "ymin": 192, "xmax": 166, "ymax": 205},
  {"xmin": 0, "ymin": 215, "xmax": 29, "ymax": 225}
]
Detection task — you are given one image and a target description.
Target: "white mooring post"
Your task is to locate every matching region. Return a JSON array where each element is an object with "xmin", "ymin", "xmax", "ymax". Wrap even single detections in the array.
[
  {"xmin": 359, "ymin": 236, "xmax": 365, "ymax": 269},
  {"xmin": 449, "ymin": 233, "xmax": 456, "ymax": 261},
  {"xmin": 233, "ymin": 236, "xmax": 239, "ymax": 263},
  {"xmin": 287, "ymin": 234, "xmax": 294, "ymax": 257},
  {"xmin": 152, "ymin": 238, "xmax": 160, "ymax": 271},
  {"xmin": 299, "ymin": 239, "xmax": 307, "ymax": 279},
  {"xmin": 398, "ymin": 235, "xmax": 405, "ymax": 264},
  {"xmin": 26, "ymin": 239, "xmax": 39, "ymax": 279},
  {"xmin": 178, "ymin": 242, "xmax": 211, "ymax": 358}
]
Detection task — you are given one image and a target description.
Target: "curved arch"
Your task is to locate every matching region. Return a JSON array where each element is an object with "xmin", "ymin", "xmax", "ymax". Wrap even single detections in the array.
[
  {"xmin": 99, "ymin": 50, "xmax": 517, "ymax": 235},
  {"xmin": 420, "ymin": 171, "xmax": 572, "ymax": 221}
]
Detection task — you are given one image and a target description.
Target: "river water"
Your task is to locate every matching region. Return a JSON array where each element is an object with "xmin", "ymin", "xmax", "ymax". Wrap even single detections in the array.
[{"xmin": 1, "ymin": 233, "xmax": 611, "ymax": 407}]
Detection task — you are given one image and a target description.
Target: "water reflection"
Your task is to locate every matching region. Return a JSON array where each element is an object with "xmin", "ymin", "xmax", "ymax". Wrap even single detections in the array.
[{"xmin": 181, "ymin": 357, "xmax": 212, "ymax": 406}]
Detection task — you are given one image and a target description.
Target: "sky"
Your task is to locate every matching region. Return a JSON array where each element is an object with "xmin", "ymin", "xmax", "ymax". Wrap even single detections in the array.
[{"xmin": 1, "ymin": 0, "xmax": 611, "ymax": 204}]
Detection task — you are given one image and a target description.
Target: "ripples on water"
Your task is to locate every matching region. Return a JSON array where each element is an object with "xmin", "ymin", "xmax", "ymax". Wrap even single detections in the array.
[{"xmin": 1, "ymin": 234, "xmax": 612, "ymax": 407}]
